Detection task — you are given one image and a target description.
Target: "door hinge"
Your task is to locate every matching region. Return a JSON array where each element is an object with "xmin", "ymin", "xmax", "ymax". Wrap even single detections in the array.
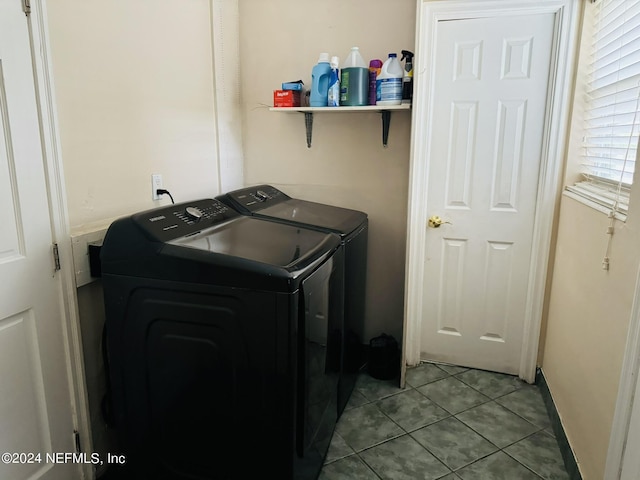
[
  {"xmin": 74, "ymin": 430, "xmax": 82, "ymax": 454},
  {"xmin": 22, "ymin": 0, "xmax": 31, "ymax": 15},
  {"xmin": 52, "ymin": 243, "xmax": 61, "ymax": 271}
]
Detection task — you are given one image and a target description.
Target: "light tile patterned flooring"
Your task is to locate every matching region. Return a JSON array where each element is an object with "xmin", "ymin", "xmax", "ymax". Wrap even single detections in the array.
[{"xmin": 320, "ymin": 362, "xmax": 569, "ymax": 480}]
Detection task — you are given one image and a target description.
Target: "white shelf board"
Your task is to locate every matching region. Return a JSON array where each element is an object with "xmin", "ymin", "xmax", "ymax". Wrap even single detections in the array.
[{"xmin": 269, "ymin": 104, "xmax": 411, "ymax": 113}]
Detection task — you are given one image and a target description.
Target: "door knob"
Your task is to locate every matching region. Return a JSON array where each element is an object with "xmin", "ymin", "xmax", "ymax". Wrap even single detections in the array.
[{"xmin": 428, "ymin": 215, "xmax": 451, "ymax": 228}]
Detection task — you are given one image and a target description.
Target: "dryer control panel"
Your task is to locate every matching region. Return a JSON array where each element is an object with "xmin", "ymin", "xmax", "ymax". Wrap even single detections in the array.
[
  {"xmin": 132, "ymin": 199, "xmax": 238, "ymax": 241},
  {"xmin": 222, "ymin": 185, "xmax": 289, "ymax": 212}
]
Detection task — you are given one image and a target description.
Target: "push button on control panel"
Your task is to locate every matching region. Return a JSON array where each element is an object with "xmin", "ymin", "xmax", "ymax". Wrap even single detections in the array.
[
  {"xmin": 136, "ymin": 199, "xmax": 237, "ymax": 241},
  {"xmin": 228, "ymin": 185, "xmax": 289, "ymax": 211},
  {"xmin": 175, "ymin": 203, "xmax": 231, "ymax": 225}
]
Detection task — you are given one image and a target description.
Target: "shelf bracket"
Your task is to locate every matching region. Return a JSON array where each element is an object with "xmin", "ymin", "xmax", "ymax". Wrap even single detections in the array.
[
  {"xmin": 381, "ymin": 110, "xmax": 391, "ymax": 148},
  {"xmin": 304, "ymin": 112, "xmax": 313, "ymax": 148},
  {"xmin": 293, "ymin": 107, "xmax": 404, "ymax": 148}
]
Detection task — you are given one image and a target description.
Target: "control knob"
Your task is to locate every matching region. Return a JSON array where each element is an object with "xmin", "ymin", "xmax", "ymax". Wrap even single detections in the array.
[
  {"xmin": 255, "ymin": 190, "xmax": 269, "ymax": 202},
  {"xmin": 185, "ymin": 206, "xmax": 204, "ymax": 221}
]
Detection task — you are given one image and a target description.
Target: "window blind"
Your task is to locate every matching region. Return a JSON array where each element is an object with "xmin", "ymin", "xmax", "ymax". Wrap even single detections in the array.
[{"xmin": 578, "ymin": 0, "xmax": 640, "ymax": 212}]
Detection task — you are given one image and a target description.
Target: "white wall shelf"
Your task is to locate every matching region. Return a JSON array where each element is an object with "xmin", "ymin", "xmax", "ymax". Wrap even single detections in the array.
[{"xmin": 270, "ymin": 104, "xmax": 411, "ymax": 148}]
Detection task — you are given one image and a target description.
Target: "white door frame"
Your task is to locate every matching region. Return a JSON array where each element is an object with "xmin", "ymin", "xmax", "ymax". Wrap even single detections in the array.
[
  {"xmin": 29, "ymin": 1, "xmax": 92, "ymax": 477},
  {"xmin": 210, "ymin": 0, "xmax": 244, "ymax": 193},
  {"xmin": 604, "ymin": 259, "xmax": 640, "ymax": 480},
  {"xmin": 402, "ymin": 0, "xmax": 580, "ymax": 385}
]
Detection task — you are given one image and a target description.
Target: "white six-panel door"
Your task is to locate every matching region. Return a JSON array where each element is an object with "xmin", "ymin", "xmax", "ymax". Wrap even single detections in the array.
[
  {"xmin": 418, "ymin": 12, "xmax": 555, "ymax": 374},
  {"xmin": 404, "ymin": 0, "xmax": 580, "ymax": 382},
  {"xmin": 0, "ymin": 1, "xmax": 80, "ymax": 479}
]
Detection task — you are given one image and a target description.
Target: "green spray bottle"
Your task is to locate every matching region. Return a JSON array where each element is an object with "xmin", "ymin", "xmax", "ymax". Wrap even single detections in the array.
[{"xmin": 401, "ymin": 50, "xmax": 414, "ymax": 103}]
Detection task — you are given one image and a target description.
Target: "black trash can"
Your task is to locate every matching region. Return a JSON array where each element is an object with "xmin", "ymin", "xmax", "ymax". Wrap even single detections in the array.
[{"xmin": 368, "ymin": 334, "xmax": 399, "ymax": 380}]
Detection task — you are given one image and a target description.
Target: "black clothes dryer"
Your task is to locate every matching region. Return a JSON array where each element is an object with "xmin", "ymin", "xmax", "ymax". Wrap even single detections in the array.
[
  {"xmin": 100, "ymin": 199, "xmax": 344, "ymax": 480},
  {"xmin": 217, "ymin": 185, "xmax": 368, "ymax": 414}
]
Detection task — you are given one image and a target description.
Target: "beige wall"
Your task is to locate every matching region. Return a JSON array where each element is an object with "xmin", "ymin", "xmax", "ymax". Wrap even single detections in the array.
[
  {"xmin": 235, "ymin": 5, "xmax": 640, "ymax": 479},
  {"xmin": 46, "ymin": 1, "xmax": 222, "ymax": 470},
  {"xmin": 238, "ymin": 0, "xmax": 416, "ymax": 343},
  {"xmin": 540, "ymin": 2, "xmax": 640, "ymax": 476},
  {"xmin": 45, "ymin": 1, "xmax": 640, "ymax": 478},
  {"xmin": 542, "ymin": 195, "xmax": 640, "ymax": 478},
  {"xmin": 47, "ymin": 0, "xmax": 221, "ymax": 228}
]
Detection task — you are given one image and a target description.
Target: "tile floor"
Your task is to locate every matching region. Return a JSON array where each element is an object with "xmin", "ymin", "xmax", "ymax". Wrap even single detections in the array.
[{"xmin": 320, "ymin": 362, "xmax": 569, "ymax": 480}]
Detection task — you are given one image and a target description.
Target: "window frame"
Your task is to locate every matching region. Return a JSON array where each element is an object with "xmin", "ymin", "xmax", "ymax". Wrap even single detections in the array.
[{"xmin": 564, "ymin": 0, "xmax": 640, "ymax": 220}]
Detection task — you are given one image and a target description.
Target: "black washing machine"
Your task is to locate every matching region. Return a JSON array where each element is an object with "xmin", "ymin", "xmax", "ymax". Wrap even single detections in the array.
[
  {"xmin": 217, "ymin": 185, "xmax": 367, "ymax": 414},
  {"xmin": 100, "ymin": 199, "xmax": 344, "ymax": 480}
]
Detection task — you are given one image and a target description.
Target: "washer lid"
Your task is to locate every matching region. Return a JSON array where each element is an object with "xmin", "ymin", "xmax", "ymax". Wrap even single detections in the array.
[
  {"xmin": 255, "ymin": 199, "xmax": 367, "ymax": 235},
  {"xmin": 101, "ymin": 199, "xmax": 342, "ymax": 288},
  {"xmin": 219, "ymin": 185, "xmax": 367, "ymax": 235},
  {"xmin": 169, "ymin": 216, "xmax": 338, "ymax": 269}
]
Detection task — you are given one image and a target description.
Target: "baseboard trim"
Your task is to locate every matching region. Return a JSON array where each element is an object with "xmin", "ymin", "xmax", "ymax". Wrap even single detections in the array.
[{"xmin": 536, "ymin": 368, "xmax": 583, "ymax": 480}]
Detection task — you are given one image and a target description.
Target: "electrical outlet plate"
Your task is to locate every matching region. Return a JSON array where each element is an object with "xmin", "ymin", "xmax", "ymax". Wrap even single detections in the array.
[{"xmin": 152, "ymin": 174, "xmax": 163, "ymax": 200}]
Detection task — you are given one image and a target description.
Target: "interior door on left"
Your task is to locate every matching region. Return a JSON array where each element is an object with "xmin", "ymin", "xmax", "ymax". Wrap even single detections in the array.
[{"xmin": 0, "ymin": 1, "xmax": 80, "ymax": 479}]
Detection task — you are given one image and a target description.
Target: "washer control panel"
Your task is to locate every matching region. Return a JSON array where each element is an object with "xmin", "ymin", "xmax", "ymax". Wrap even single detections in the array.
[
  {"xmin": 133, "ymin": 199, "xmax": 238, "ymax": 241},
  {"xmin": 223, "ymin": 185, "xmax": 289, "ymax": 212}
]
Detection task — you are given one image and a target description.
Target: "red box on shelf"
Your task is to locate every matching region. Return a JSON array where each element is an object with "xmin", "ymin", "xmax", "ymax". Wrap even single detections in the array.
[{"xmin": 273, "ymin": 90, "xmax": 301, "ymax": 107}]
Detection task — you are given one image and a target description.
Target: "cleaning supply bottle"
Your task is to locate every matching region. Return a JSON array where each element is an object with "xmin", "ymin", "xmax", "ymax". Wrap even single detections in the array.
[
  {"xmin": 376, "ymin": 53, "xmax": 403, "ymax": 106},
  {"xmin": 328, "ymin": 56, "xmax": 340, "ymax": 107},
  {"xmin": 310, "ymin": 53, "xmax": 331, "ymax": 107},
  {"xmin": 368, "ymin": 59, "xmax": 383, "ymax": 105},
  {"xmin": 340, "ymin": 47, "xmax": 368, "ymax": 106},
  {"xmin": 401, "ymin": 50, "xmax": 414, "ymax": 104}
]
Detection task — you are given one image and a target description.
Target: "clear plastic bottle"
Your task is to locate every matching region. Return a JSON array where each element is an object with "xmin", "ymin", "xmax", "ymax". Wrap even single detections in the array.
[
  {"xmin": 310, "ymin": 53, "xmax": 331, "ymax": 107},
  {"xmin": 340, "ymin": 47, "xmax": 368, "ymax": 106},
  {"xmin": 376, "ymin": 53, "xmax": 403, "ymax": 106}
]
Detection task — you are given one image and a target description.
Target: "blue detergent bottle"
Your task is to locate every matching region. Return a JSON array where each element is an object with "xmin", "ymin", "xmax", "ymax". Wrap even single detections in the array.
[{"xmin": 310, "ymin": 53, "xmax": 331, "ymax": 107}]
